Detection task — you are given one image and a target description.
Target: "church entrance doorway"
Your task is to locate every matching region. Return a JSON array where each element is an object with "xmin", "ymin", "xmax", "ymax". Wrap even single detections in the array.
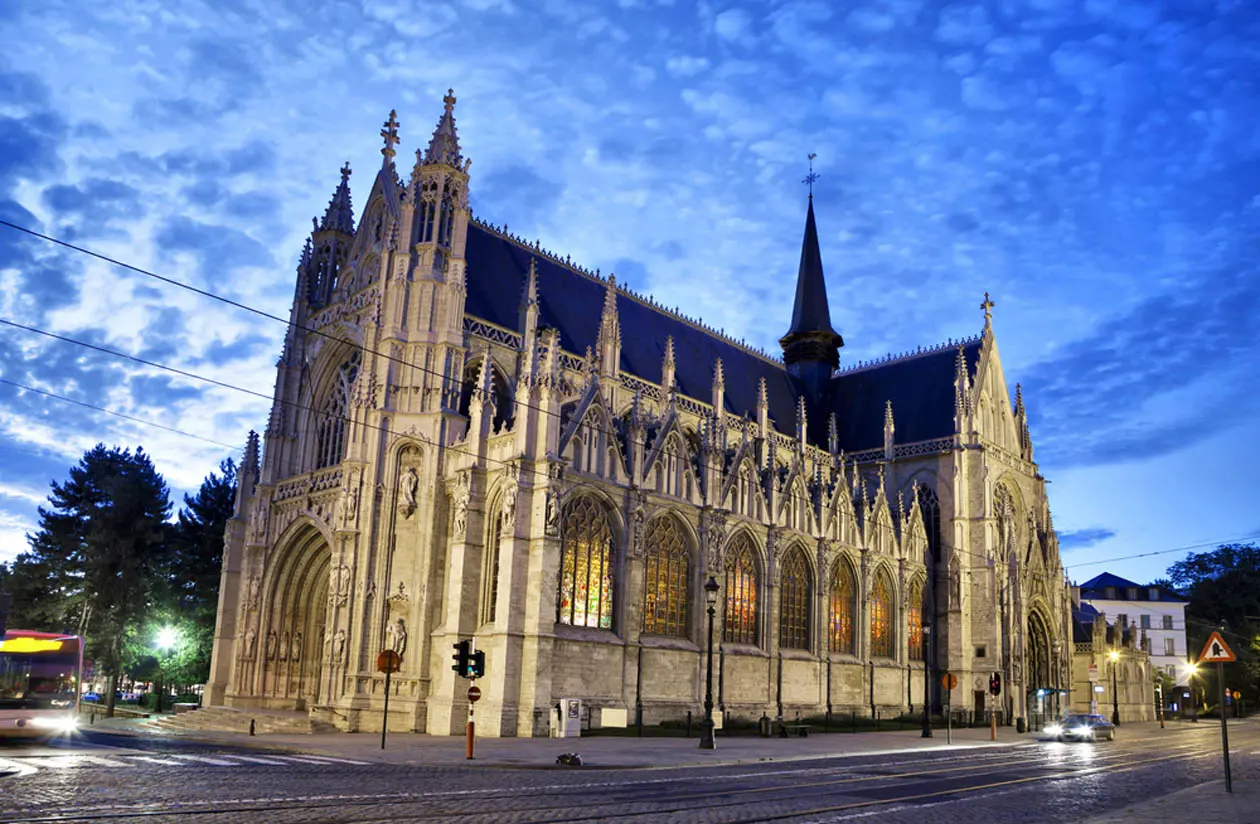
[
  {"xmin": 260, "ymin": 526, "xmax": 332, "ymax": 710},
  {"xmin": 1026, "ymin": 609, "xmax": 1054, "ymax": 728}
]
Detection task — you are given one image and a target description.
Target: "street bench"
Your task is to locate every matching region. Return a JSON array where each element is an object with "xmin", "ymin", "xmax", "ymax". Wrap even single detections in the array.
[{"xmin": 779, "ymin": 723, "xmax": 810, "ymax": 738}]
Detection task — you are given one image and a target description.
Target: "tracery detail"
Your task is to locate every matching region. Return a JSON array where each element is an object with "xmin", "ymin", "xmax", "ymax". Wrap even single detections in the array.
[{"xmin": 557, "ymin": 497, "xmax": 614, "ymax": 629}]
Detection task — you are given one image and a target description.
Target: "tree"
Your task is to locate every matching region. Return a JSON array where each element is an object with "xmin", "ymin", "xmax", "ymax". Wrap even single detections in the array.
[
  {"xmin": 24, "ymin": 444, "xmax": 172, "ymax": 716},
  {"xmin": 164, "ymin": 458, "xmax": 236, "ymax": 685},
  {"xmin": 1166, "ymin": 543, "xmax": 1260, "ymax": 705}
]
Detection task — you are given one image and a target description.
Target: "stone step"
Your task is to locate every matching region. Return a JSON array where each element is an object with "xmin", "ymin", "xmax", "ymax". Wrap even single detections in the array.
[{"xmin": 144, "ymin": 707, "xmax": 335, "ymax": 735}]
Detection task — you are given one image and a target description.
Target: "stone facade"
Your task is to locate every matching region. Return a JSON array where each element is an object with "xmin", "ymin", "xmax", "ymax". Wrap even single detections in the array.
[{"xmin": 207, "ymin": 92, "xmax": 1076, "ymax": 736}]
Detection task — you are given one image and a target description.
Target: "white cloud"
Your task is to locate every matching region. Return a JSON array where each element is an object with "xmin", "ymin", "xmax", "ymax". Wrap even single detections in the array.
[{"xmin": 665, "ymin": 55, "xmax": 711, "ymax": 77}]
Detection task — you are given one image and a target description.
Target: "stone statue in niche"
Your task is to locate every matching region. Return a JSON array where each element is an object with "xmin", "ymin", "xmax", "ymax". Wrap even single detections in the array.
[
  {"xmin": 545, "ymin": 489, "xmax": 560, "ymax": 536},
  {"xmin": 399, "ymin": 467, "xmax": 419, "ymax": 518},
  {"xmin": 291, "ymin": 631, "xmax": 303, "ymax": 661},
  {"xmin": 265, "ymin": 631, "xmax": 278, "ymax": 660},
  {"xmin": 279, "ymin": 631, "xmax": 290, "ymax": 661},
  {"xmin": 331, "ymin": 629, "xmax": 346, "ymax": 665},
  {"xmin": 385, "ymin": 617, "xmax": 408, "ymax": 656},
  {"xmin": 244, "ymin": 627, "xmax": 257, "ymax": 659}
]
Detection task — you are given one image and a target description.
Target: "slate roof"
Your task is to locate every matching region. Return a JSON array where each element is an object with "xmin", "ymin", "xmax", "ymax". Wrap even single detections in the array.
[
  {"xmin": 1078, "ymin": 572, "xmax": 1185, "ymax": 603},
  {"xmin": 464, "ymin": 220, "xmax": 980, "ymax": 452},
  {"xmin": 1072, "ymin": 602, "xmax": 1100, "ymax": 643}
]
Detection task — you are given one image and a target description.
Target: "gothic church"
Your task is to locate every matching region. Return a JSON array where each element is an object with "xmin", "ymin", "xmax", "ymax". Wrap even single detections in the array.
[{"xmin": 208, "ymin": 91, "xmax": 1074, "ymax": 736}]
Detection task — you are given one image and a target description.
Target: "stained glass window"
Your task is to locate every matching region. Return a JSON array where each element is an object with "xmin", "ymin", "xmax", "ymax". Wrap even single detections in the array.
[
  {"xmin": 315, "ymin": 351, "xmax": 360, "ymax": 469},
  {"xmin": 557, "ymin": 497, "xmax": 615, "ymax": 629},
  {"xmin": 908, "ymin": 578, "xmax": 924, "ymax": 660},
  {"xmin": 481, "ymin": 508, "xmax": 504, "ymax": 625},
  {"xmin": 917, "ymin": 485, "xmax": 941, "ymax": 564},
  {"xmin": 828, "ymin": 560, "xmax": 856, "ymax": 654},
  {"xmin": 643, "ymin": 516, "xmax": 689, "ymax": 637},
  {"xmin": 723, "ymin": 534, "xmax": 759, "ymax": 645},
  {"xmin": 870, "ymin": 571, "xmax": 893, "ymax": 658},
  {"xmin": 778, "ymin": 547, "xmax": 811, "ymax": 650}
]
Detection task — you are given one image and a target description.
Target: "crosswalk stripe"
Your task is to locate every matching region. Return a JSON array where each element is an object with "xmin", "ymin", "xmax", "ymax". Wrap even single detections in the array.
[
  {"xmin": 128, "ymin": 756, "xmax": 188, "ymax": 766},
  {"xmin": 168, "ymin": 754, "xmax": 243, "ymax": 766},
  {"xmin": 274, "ymin": 755, "xmax": 367, "ymax": 766},
  {"xmin": 219, "ymin": 755, "xmax": 293, "ymax": 765},
  {"xmin": 277, "ymin": 754, "xmax": 371, "ymax": 765}
]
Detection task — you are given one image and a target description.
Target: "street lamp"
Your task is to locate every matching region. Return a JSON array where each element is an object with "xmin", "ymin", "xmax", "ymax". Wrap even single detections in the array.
[
  {"xmin": 1182, "ymin": 662, "xmax": 1200, "ymax": 723},
  {"xmin": 154, "ymin": 625, "xmax": 177, "ymax": 714},
  {"xmin": 699, "ymin": 575, "xmax": 720, "ymax": 750},
  {"xmin": 1108, "ymin": 649, "xmax": 1121, "ymax": 726},
  {"xmin": 920, "ymin": 621, "xmax": 932, "ymax": 738}
]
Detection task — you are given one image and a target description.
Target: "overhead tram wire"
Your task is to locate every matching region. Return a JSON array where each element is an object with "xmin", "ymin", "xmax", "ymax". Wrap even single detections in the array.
[
  {"xmin": 0, "ymin": 377, "xmax": 237, "ymax": 449},
  {"xmin": 6, "ymin": 316, "xmax": 1260, "ymax": 588},
  {"xmin": 5, "ymin": 221, "xmax": 1257, "ymax": 583}
]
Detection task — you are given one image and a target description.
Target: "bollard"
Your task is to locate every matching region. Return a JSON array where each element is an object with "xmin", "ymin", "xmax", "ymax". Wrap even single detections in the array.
[
  {"xmin": 686, "ymin": 710, "xmax": 692, "ymax": 738},
  {"xmin": 851, "ymin": 710, "xmax": 857, "ymax": 733},
  {"xmin": 249, "ymin": 718, "xmax": 256, "ymax": 736},
  {"xmin": 90, "ymin": 710, "xmax": 95, "ymax": 725}
]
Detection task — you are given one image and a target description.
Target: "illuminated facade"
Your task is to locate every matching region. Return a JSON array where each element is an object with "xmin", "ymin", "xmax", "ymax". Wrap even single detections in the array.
[{"xmin": 208, "ymin": 92, "xmax": 1075, "ymax": 736}]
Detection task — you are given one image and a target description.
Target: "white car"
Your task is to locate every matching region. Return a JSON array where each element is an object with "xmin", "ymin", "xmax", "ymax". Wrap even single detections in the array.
[{"xmin": 1045, "ymin": 713, "xmax": 1116, "ymax": 742}]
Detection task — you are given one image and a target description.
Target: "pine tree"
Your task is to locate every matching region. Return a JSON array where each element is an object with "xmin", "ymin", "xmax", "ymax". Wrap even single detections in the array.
[
  {"xmin": 165, "ymin": 458, "xmax": 237, "ymax": 685},
  {"xmin": 25, "ymin": 444, "xmax": 172, "ymax": 716}
]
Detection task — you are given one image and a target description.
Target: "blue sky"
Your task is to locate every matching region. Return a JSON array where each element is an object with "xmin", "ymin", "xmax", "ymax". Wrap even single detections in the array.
[{"xmin": 1, "ymin": 0, "xmax": 1258, "ymax": 585}]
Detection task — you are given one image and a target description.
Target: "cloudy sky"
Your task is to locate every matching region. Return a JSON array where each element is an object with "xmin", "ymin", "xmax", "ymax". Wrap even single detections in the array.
[{"xmin": 1, "ymin": 0, "xmax": 1257, "ymax": 584}]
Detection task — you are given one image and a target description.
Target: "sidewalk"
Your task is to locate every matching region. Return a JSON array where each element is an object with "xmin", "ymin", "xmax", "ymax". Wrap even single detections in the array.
[
  {"xmin": 1083, "ymin": 780, "xmax": 1260, "ymax": 824},
  {"xmin": 78, "ymin": 715, "xmax": 1050, "ymax": 769}
]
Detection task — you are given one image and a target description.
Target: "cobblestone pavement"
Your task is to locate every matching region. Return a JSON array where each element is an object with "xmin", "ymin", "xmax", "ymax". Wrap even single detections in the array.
[{"xmin": 0, "ymin": 720, "xmax": 1255, "ymax": 823}]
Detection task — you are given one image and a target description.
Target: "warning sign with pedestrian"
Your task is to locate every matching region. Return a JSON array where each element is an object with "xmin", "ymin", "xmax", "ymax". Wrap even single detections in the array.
[{"xmin": 1199, "ymin": 631, "xmax": 1236, "ymax": 663}]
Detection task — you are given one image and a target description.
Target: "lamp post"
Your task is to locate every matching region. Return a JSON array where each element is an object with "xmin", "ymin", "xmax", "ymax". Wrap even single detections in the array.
[
  {"xmin": 1052, "ymin": 642, "xmax": 1062, "ymax": 720},
  {"xmin": 699, "ymin": 575, "xmax": 720, "ymax": 750},
  {"xmin": 1183, "ymin": 662, "xmax": 1200, "ymax": 723},
  {"xmin": 1108, "ymin": 649, "xmax": 1121, "ymax": 726},
  {"xmin": 154, "ymin": 625, "xmax": 177, "ymax": 715},
  {"xmin": 920, "ymin": 622, "xmax": 932, "ymax": 738}
]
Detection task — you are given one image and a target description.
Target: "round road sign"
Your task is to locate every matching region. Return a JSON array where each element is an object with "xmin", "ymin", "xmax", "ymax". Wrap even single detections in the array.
[
  {"xmin": 468, "ymin": 685, "xmax": 482, "ymax": 703},
  {"xmin": 1234, "ymin": 691, "xmax": 1242, "ymax": 700},
  {"xmin": 941, "ymin": 672, "xmax": 959, "ymax": 691},
  {"xmin": 377, "ymin": 649, "xmax": 402, "ymax": 674}
]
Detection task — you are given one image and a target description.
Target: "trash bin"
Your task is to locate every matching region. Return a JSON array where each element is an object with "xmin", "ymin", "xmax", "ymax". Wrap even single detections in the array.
[{"xmin": 759, "ymin": 714, "xmax": 771, "ymax": 737}]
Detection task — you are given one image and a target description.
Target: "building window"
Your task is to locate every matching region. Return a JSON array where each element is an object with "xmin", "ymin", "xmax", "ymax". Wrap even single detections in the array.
[
  {"xmin": 1126, "ymin": 587, "xmax": 1138, "ymax": 600},
  {"xmin": 315, "ymin": 350, "xmax": 361, "ymax": 469},
  {"xmin": 642, "ymin": 516, "xmax": 689, "ymax": 637},
  {"xmin": 870, "ymin": 571, "xmax": 893, "ymax": 658},
  {"xmin": 1140, "ymin": 614, "xmax": 1150, "ymax": 629},
  {"xmin": 907, "ymin": 578, "xmax": 925, "ymax": 661},
  {"xmin": 975, "ymin": 645, "xmax": 987, "ymax": 659},
  {"xmin": 481, "ymin": 506, "xmax": 505, "ymax": 624},
  {"xmin": 778, "ymin": 547, "xmax": 811, "ymax": 650},
  {"xmin": 723, "ymin": 534, "xmax": 759, "ymax": 645},
  {"xmin": 1105, "ymin": 587, "xmax": 1117, "ymax": 599},
  {"xmin": 828, "ymin": 560, "xmax": 856, "ymax": 655},
  {"xmin": 1164, "ymin": 637, "xmax": 1175, "ymax": 656},
  {"xmin": 1149, "ymin": 588, "xmax": 1160, "ymax": 601},
  {"xmin": 917, "ymin": 486, "xmax": 942, "ymax": 564},
  {"xmin": 557, "ymin": 497, "xmax": 615, "ymax": 629},
  {"xmin": 1116, "ymin": 613, "xmax": 1128, "ymax": 629},
  {"xmin": 1162, "ymin": 615, "xmax": 1174, "ymax": 630}
]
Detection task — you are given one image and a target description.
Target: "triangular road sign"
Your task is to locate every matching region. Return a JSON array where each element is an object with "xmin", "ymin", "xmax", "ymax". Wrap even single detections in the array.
[{"xmin": 1199, "ymin": 631, "xmax": 1236, "ymax": 663}]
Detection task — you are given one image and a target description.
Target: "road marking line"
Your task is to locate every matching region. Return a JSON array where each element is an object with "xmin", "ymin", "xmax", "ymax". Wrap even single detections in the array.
[
  {"xmin": 126, "ymin": 755, "xmax": 189, "ymax": 766},
  {"xmin": 167, "ymin": 754, "xmax": 244, "ymax": 766},
  {"xmin": 277, "ymin": 754, "xmax": 372, "ymax": 765},
  {"xmin": 218, "ymin": 754, "xmax": 294, "ymax": 765}
]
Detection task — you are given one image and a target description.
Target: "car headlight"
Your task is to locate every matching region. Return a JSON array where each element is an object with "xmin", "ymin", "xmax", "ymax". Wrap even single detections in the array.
[
  {"xmin": 1069, "ymin": 726, "xmax": 1091, "ymax": 737},
  {"xmin": 1045, "ymin": 723, "xmax": 1063, "ymax": 736},
  {"xmin": 31, "ymin": 716, "xmax": 78, "ymax": 733}
]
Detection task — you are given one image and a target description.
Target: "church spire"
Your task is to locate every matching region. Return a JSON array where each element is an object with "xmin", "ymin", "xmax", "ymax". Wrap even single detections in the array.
[
  {"xmin": 319, "ymin": 162, "xmax": 355, "ymax": 235},
  {"xmin": 779, "ymin": 188, "xmax": 844, "ymax": 400},
  {"xmin": 423, "ymin": 89, "xmax": 465, "ymax": 169}
]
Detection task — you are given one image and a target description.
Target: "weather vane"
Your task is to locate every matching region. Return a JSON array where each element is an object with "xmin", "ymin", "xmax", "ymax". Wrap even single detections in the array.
[{"xmin": 802, "ymin": 153, "xmax": 819, "ymax": 198}]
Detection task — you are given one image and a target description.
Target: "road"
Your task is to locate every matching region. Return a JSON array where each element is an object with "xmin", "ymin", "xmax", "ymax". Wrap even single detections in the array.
[{"xmin": 0, "ymin": 721, "xmax": 1254, "ymax": 823}]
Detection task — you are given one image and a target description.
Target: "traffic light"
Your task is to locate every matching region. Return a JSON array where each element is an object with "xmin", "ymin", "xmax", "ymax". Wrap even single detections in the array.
[
  {"xmin": 989, "ymin": 672, "xmax": 1002, "ymax": 696},
  {"xmin": 469, "ymin": 650, "xmax": 486, "ymax": 679},
  {"xmin": 452, "ymin": 639, "xmax": 471, "ymax": 676}
]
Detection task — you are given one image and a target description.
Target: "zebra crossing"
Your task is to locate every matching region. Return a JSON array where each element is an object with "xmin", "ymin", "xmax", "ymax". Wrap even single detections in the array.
[{"xmin": 0, "ymin": 751, "xmax": 370, "ymax": 775}]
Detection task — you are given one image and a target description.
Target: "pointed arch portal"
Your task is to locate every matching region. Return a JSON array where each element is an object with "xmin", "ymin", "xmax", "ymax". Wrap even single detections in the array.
[{"xmin": 257, "ymin": 525, "xmax": 333, "ymax": 710}]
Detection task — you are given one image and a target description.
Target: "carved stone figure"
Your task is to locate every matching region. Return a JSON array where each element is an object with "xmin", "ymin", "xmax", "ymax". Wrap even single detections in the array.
[
  {"xmin": 265, "ymin": 630, "xmax": 277, "ymax": 661},
  {"xmin": 342, "ymin": 484, "xmax": 359, "ymax": 526},
  {"xmin": 399, "ymin": 467, "xmax": 419, "ymax": 518},
  {"xmin": 385, "ymin": 617, "xmax": 408, "ymax": 656},
  {"xmin": 329, "ymin": 564, "xmax": 352, "ymax": 606},
  {"xmin": 545, "ymin": 489, "xmax": 560, "ymax": 536},
  {"xmin": 244, "ymin": 627, "xmax": 257, "ymax": 659},
  {"xmin": 331, "ymin": 629, "xmax": 347, "ymax": 665},
  {"xmin": 278, "ymin": 631, "xmax": 290, "ymax": 661},
  {"xmin": 291, "ymin": 631, "xmax": 303, "ymax": 661},
  {"xmin": 246, "ymin": 574, "xmax": 261, "ymax": 610}
]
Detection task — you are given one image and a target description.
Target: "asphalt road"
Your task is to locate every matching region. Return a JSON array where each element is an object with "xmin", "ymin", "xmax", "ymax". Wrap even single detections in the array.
[{"xmin": 0, "ymin": 721, "xmax": 1254, "ymax": 823}]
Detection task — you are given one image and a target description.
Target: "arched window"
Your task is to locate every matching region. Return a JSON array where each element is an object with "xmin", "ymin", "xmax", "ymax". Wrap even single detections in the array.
[
  {"xmin": 907, "ymin": 578, "xmax": 925, "ymax": 661},
  {"xmin": 778, "ymin": 546, "xmax": 811, "ymax": 650},
  {"xmin": 917, "ymin": 485, "xmax": 941, "ymax": 564},
  {"xmin": 315, "ymin": 350, "xmax": 360, "ymax": 469},
  {"xmin": 828, "ymin": 559, "xmax": 856, "ymax": 654},
  {"xmin": 557, "ymin": 497, "xmax": 614, "ymax": 629},
  {"xmin": 723, "ymin": 534, "xmax": 759, "ymax": 645},
  {"xmin": 643, "ymin": 516, "xmax": 689, "ymax": 637},
  {"xmin": 481, "ymin": 503, "xmax": 506, "ymax": 625},
  {"xmin": 870, "ymin": 571, "xmax": 893, "ymax": 658}
]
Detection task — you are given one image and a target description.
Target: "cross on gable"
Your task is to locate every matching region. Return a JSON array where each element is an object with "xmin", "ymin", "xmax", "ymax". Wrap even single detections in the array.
[{"xmin": 981, "ymin": 292, "xmax": 995, "ymax": 322}]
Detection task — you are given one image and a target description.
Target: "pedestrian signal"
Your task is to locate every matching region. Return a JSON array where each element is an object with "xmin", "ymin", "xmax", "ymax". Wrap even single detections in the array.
[{"xmin": 989, "ymin": 672, "xmax": 1002, "ymax": 696}]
